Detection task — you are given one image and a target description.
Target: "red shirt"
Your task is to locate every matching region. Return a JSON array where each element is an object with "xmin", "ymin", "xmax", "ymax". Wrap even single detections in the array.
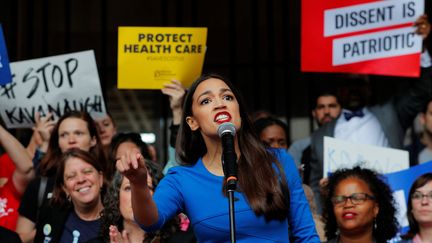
[{"xmin": 0, "ymin": 153, "xmax": 21, "ymax": 230}]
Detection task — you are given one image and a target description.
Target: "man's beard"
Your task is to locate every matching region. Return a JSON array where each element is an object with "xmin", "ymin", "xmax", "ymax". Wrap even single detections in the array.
[{"xmin": 319, "ymin": 114, "xmax": 333, "ymax": 126}]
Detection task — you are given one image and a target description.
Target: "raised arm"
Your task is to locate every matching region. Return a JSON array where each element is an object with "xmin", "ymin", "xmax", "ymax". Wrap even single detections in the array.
[
  {"xmin": 161, "ymin": 80, "xmax": 186, "ymax": 126},
  {"xmin": 161, "ymin": 80, "xmax": 186, "ymax": 172},
  {"xmin": 32, "ymin": 112, "xmax": 55, "ymax": 153},
  {"xmin": 0, "ymin": 125, "xmax": 34, "ymax": 194},
  {"xmin": 394, "ymin": 14, "xmax": 432, "ymax": 130},
  {"xmin": 116, "ymin": 148, "xmax": 159, "ymax": 226},
  {"xmin": 26, "ymin": 112, "xmax": 55, "ymax": 157}
]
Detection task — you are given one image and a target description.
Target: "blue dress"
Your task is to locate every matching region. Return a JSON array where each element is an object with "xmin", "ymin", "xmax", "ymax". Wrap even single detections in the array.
[{"xmin": 141, "ymin": 149, "xmax": 319, "ymax": 242}]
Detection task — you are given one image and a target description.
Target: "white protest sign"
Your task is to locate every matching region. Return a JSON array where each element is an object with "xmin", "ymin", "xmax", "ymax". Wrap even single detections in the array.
[
  {"xmin": 324, "ymin": 0, "xmax": 423, "ymax": 37},
  {"xmin": 323, "ymin": 136, "xmax": 409, "ymax": 177},
  {"xmin": 0, "ymin": 50, "xmax": 106, "ymax": 128},
  {"xmin": 333, "ymin": 26, "xmax": 422, "ymax": 65}
]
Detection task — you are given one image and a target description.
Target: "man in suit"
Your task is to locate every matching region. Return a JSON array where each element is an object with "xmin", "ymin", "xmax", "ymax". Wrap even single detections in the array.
[{"xmin": 288, "ymin": 91, "xmax": 342, "ymax": 182}]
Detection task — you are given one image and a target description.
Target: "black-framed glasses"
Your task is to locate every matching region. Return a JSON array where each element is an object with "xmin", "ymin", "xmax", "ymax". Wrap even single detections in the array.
[
  {"xmin": 331, "ymin": 193, "xmax": 375, "ymax": 206},
  {"xmin": 411, "ymin": 191, "xmax": 432, "ymax": 201}
]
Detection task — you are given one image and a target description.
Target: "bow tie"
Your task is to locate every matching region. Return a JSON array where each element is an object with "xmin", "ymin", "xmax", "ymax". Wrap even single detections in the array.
[{"xmin": 343, "ymin": 110, "xmax": 365, "ymax": 121}]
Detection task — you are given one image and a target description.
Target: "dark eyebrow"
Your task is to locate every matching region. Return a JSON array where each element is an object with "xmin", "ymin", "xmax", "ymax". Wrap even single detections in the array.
[
  {"xmin": 196, "ymin": 88, "xmax": 232, "ymax": 100},
  {"xmin": 220, "ymin": 88, "xmax": 233, "ymax": 96},
  {"xmin": 196, "ymin": 90, "xmax": 212, "ymax": 101}
]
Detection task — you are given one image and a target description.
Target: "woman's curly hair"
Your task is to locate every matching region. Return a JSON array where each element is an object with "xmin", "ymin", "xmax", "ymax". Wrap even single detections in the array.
[
  {"xmin": 99, "ymin": 160, "xmax": 177, "ymax": 242},
  {"xmin": 323, "ymin": 166, "xmax": 399, "ymax": 243}
]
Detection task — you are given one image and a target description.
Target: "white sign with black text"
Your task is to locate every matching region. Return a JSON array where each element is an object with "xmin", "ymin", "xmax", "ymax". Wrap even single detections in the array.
[
  {"xmin": 0, "ymin": 50, "xmax": 106, "ymax": 128},
  {"xmin": 323, "ymin": 136, "xmax": 409, "ymax": 177}
]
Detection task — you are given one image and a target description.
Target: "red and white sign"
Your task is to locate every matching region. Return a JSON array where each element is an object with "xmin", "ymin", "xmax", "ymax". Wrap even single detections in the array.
[{"xmin": 301, "ymin": 0, "xmax": 425, "ymax": 77}]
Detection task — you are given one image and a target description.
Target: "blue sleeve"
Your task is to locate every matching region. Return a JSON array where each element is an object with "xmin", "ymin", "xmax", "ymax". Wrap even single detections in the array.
[
  {"xmin": 275, "ymin": 149, "xmax": 320, "ymax": 243},
  {"xmin": 138, "ymin": 169, "xmax": 184, "ymax": 232},
  {"xmin": 394, "ymin": 66, "xmax": 432, "ymax": 130}
]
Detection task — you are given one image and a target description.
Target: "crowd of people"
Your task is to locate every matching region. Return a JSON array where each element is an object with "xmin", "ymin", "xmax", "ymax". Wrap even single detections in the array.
[{"xmin": 0, "ymin": 13, "xmax": 432, "ymax": 243}]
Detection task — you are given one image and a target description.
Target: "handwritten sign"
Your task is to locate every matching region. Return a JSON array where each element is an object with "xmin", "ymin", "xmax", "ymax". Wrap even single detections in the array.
[
  {"xmin": 301, "ymin": 0, "xmax": 425, "ymax": 77},
  {"xmin": 118, "ymin": 27, "xmax": 207, "ymax": 89},
  {"xmin": 0, "ymin": 50, "xmax": 106, "ymax": 128},
  {"xmin": 0, "ymin": 24, "xmax": 12, "ymax": 85},
  {"xmin": 323, "ymin": 136, "xmax": 409, "ymax": 177}
]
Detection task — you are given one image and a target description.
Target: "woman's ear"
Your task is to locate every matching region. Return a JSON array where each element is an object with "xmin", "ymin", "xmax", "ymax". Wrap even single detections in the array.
[
  {"xmin": 186, "ymin": 116, "xmax": 199, "ymax": 131},
  {"xmin": 90, "ymin": 136, "xmax": 97, "ymax": 147},
  {"xmin": 62, "ymin": 185, "xmax": 69, "ymax": 198},
  {"xmin": 420, "ymin": 113, "xmax": 426, "ymax": 126},
  {"xmin": 373, "ymin": 203, "xmax": 379, "ymax": 218},
  {"xmin": 98, "ymin": 172, "xmax": 104, "ymax": 188}
]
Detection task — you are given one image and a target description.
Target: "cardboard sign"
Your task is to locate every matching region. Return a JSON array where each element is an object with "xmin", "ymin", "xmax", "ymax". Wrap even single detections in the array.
[
  {"xmin": 0, "ymin": 24, "xmax": 12, "ymax": 85},
  {"xmin": 323, "ymin": 136, "xmax": 409, "ymax": 177},
  {"xmin": 301, "ymin": 0, "xmax": 424, "ymax": 77},
  {"xmin": 118, "ymin": 27, "xmax": 207, "ymax": 89},
  {"xmin": 0, "ymin": 50, "xmax": 106, "ymax": 128}
]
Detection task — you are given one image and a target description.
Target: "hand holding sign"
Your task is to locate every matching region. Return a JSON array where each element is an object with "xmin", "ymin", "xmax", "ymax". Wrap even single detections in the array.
[
  {"xmin": 32, "ymin": 112, "xmax": 56, "ymax": 152},
  {"xmin": 414, "ymin": 14, "xmax": 431, "ymax": 40},
  {"xmin": 161, "ymin": 80, "xmax": 186, "ymax": 111},
  {"xmin": 34, "ymin": 112, "xmax": 55, "ymax": 141}
]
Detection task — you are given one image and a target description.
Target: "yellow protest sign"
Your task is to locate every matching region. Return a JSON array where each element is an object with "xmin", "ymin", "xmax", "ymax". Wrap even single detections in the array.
[{"xmin": 118, "ymin": 27, "xmax": 207, "ymax": 89}]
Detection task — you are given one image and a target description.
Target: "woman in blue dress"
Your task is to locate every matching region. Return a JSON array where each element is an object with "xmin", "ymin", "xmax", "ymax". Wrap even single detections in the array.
[{"xmin": 116, "ymin": 74, "xmax": 319, "ymax": 242}]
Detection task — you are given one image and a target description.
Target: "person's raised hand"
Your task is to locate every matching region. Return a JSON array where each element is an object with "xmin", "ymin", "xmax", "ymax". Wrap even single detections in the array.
[
  {"xmin": 161, "ymin": 80, "xmax": 186, "ymax": 111},
  {"xmin": 319, "ymin": 177, "xmax": 329, "ymax": 197},
  {"xmin": 415, "ymin": 14, "xmax": 431, "ymax": 40},
  {"xmin": 109, "ymin": 225, "xmax": 130, "ymax": 243},
  {"xmin": 116, "ymin": 148, "xmax": 148, "ymax": 186},
  {"xmin": 33, "ymin": 112, "xmax": 56, "ymax": 143}
]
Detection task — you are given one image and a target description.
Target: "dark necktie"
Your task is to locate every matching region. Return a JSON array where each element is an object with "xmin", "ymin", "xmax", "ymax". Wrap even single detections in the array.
[{"xmin": 343, "ymin": 109, "xmax": 365, "ymax": 121}]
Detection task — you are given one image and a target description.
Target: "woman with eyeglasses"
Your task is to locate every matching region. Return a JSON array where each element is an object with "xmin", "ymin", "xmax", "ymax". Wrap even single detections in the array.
[
  {"xmin": 323, "ymin": 166, "xmax": 398, "ymax": 243},
  {"xmin": 399, "ymin": 173, "xmax": 432, "ymax": 242}
]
